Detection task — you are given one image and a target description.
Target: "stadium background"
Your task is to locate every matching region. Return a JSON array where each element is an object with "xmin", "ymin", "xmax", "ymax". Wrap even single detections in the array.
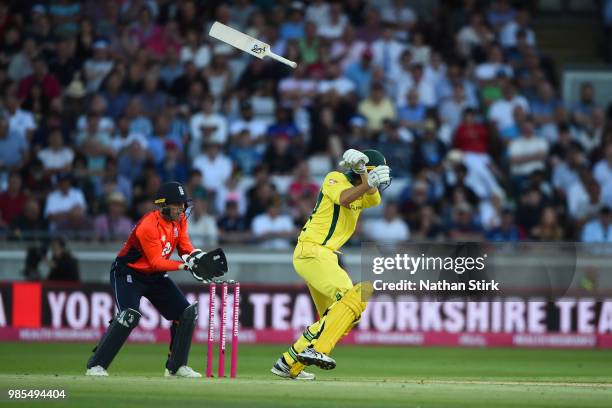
[{"xmin": 1, "ymin": 0, "xmax": 612, "ymax": 380}]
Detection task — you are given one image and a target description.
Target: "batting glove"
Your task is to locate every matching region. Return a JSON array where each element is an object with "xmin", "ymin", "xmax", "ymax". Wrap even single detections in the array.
[
  {"xmin": 339, "ymin": 149, "xmax": 369, "ymax": 174},
  {"xmin": 367, "ymin": 165, "xmax": 390, "ymax": 188}
]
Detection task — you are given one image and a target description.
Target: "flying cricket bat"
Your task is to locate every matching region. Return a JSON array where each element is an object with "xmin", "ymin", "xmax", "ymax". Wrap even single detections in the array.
[{"xmin": 209, "ymin": 21, "xmax": 297, "ymax": 68}]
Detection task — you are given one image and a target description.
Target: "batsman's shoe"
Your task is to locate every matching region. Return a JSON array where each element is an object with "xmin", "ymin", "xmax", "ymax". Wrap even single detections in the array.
[
  {"xmin": 270, "ymin": 357, "xmax": 316, "ymax": 380},
  {"xmin": 296, "ymin": 346, "xmax": 336, "ymax": 370},
  {"xmin": 85, "ymin": 365, "xmax": 108, "ymax": 376},
  {"xmin": 164, "ymin": 366, "xmax": 202, "ymax": 378}
]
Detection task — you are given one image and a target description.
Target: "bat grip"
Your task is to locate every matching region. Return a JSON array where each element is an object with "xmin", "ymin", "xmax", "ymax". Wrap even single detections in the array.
[{"xmin": 268, "ymin": 51, "xmax": 297, "ymax": 68}]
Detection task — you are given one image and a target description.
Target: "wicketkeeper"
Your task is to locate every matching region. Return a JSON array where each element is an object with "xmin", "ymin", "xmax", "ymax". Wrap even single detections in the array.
[
  {"xmin": 271, "ymin": 149, "xmax": 391, "ymax": 380},
  {"xmin": 86, "ymin": 181, "xmax": 228, "ymax": 377}
]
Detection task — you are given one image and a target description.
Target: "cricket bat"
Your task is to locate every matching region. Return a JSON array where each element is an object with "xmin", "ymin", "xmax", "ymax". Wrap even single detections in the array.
[{"xmin": 209, "ymin": 21, "xmax": 297, "ymax": 68}]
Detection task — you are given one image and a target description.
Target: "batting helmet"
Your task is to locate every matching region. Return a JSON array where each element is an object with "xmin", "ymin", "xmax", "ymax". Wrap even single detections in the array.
[
  {"xmin": 345, "ymin": 149, "xmax": 392, "ymax": 190},
  {"xmin": 154, "ymin": 182, "xmax": 191, "ymax": 206}
]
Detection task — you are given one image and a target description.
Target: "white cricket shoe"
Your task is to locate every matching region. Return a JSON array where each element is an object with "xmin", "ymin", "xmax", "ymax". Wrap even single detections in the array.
[
  {"xmin": 164, "ymin": 366, "xmax": 202, "ymax": 378},
  {"xmin": 85, "ymin": 366, "xmax": 108, "ymax": 376},
  {"xmin": 270, "ymin": 357, "xmax": 316, "ymax": 380}
]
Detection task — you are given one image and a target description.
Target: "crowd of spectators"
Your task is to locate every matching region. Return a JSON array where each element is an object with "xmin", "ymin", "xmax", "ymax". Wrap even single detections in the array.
[{"xmin": 0, "ymin": 0, "xmax": 611, "ymax": 250}]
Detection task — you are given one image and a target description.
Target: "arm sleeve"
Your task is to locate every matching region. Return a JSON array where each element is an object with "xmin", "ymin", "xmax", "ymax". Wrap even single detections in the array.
[
  {"xmin": 177, "ymin": 217, "xmax": 195, "ymax": 257},
  {"xmin": 135, "ymin": 221, "xmax": 185, "ymax": 271},
  {"xmin": 362, "ymin": 190, "xmax": 382, "ymax": 208},
  {"xmin": 322, "ymin": 172, "xmax": 352, "ymax": 205}
]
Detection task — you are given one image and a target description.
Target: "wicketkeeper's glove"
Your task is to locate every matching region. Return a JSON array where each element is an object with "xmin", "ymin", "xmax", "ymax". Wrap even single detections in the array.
[{"xmin": 183, "ymin": 248, "xmax": 228, "ymax": 282}]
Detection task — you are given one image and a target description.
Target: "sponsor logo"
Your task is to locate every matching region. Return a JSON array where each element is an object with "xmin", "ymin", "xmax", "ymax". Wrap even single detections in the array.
[{"xmin": 251, "ymin": 44, "xmax": 266, "ymax": 54}]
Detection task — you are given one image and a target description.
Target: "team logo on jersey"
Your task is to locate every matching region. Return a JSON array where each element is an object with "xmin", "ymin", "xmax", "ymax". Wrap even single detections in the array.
[
  {"xmin": 173, "ymin": 227, "xmax": 178, "ymax": 237},
  {"xmin": 328, "ymin": 179, "xmax": 338, "ymax": 184}
]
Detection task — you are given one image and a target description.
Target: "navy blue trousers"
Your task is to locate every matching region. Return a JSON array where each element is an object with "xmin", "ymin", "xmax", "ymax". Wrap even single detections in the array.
[{"xmin": 110, "ymin": 260, "xmax": 189, "ymax": 321}]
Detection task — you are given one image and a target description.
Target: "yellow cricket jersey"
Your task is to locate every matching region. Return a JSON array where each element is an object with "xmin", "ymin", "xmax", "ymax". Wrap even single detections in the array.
[{"xmin": 298, "ymin": 171, "xmax": 381, "ymax": 251}]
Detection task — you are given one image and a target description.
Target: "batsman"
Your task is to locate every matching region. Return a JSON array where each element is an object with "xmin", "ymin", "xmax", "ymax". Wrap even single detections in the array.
[
  {"xmin": 86, "ymin": 181, "xmax": 228, "ymax": 377},
  {"xmin": 271, "ymin": 149, "xmax": 391, "ymax": 380}
]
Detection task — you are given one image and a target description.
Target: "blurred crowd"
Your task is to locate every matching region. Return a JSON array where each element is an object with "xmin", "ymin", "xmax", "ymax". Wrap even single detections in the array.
[{"xmin": 0, "ymin": 0, "xmax": 612, "ymax": 250}]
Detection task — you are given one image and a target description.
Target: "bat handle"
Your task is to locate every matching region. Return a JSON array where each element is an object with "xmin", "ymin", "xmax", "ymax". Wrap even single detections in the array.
[{"xmin": 268, "ymin": 51, "xmax": 297, "ymax": 68}]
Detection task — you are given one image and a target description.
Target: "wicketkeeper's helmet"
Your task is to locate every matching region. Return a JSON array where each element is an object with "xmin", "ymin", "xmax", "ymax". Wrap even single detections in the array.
[{"xmin": 155, "ymin": 182, "xmax": 193, "ymax": 218}]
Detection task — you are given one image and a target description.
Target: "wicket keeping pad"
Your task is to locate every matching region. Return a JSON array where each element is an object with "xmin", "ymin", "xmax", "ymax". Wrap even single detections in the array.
[
  {"xmin": 190, "ymin": 248, "xmax": 228, "ymax": 281},
  {"xmin": 87, "ymin": 308, "xmax": 141, "ymax": 369},
  {"xmin": 166, "ymin": 303, "xmax": 198, "ymax": 373}
]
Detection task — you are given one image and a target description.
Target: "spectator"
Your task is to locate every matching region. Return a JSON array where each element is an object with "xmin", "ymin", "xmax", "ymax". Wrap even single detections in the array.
[
  {"xmin": 508, "ymin": 120, "xmax": 548, "ymax": 190},
  {"xmin": 83, "ymin": 39, "xmax": 114, "ymax": 92},
  {"xmin": 46, "ymin": 237, "xmax": 80, "ymax": 281},
  {"xmin": 499, "ymin": 8, "xmax": 536, "ymax": 49},
  {"xmin": 188, "ymin": 198, "xmax": 219, "ymax": 248},
  {"xmin": 362, "ymin": 202, "xmax": 410, "ymax": 245},
  {"xmin": 17, "ymin": 57, "xmax": 61, "ymax": 103},
  {"xmin": 44, "ymin": 172, "xmax": 88, "ymax": 233},
  {"xmin": 189, "ymin": 96, "xmax": 228, "ymax": 153},
  {"xmin": 263, "ymin": 134, "xmax": 300, "ymax": 175},
  {"xmin": 192, "ymin": 141, "xmax": 233, "ymax": 194},
  {"xmin": 218, "ymin": 200, "xmax": 251, "ymax": 244},
  {"xmin": 582, "ymin": 206, "xmax": 612, "ymax": 242},
  {"xmin": 398, "ymin": 88, "xmax": 427, "ymax": 134},
  {"xmin": 412, "ymin": 205, "xmax": 445, "ymax": 241},
  {"xmin": 229, "ymin": 100, "xmax": 269, "ymax": 151},
  {"xmin": 5, "ymin": 92, "xmax": 37, "ymax": 142},
  {"xmin": 485, "ymin": 208, "xmax": 524, "ymax": 242},
  {"xmin": 572, "ymin": 82, "xmax": 600, "ymax": 129},
  {"xmin": 447, "ymin": 202, "xmax": 484, "ymax": 242},
  {"xmin": 344, "ymin": 48, "xmax": 374, "ymax": 98},
  {"xmin": 488, "ymin": 83, "xmax": 529, "ymax": 134},
  {"xmin": 376, "ymin": 119, "xmax": 413, "ymax": 178},
  {"xmin": 93, "ymin": 191, "xmax": 132, "ymax": 241},
  {"xmin": 372, "ymin": 27, "xmax": 405, "ymax": 76},
  {"xmin": 287, "ymin": 161, "xmax": 319, "ymax": 206},
  {"xmin": 180, "ymin": 29, "xmax": 211, "ymax": 69},
  {"xmin": 37, "ymin": 128, "xmax": 74, "ymax": 174},
  {"xmin": 456, "ymin": 13, "xmax": 494, "ymax": 59},
  {"xmin": 0, "ymin": 114, "xmax": 29, "ymax": 170},
  {"xmin": 0, "ymin": 171, "xmax": 27, "ymax": 228},
  {"xmin": 10, "ymin": 198, "xmax": 48, "ymax": 241},
  {"xmin": 251, "ymin": 200, "xmax": 296, "ymax": 249},
  {"xmin": 157, "ymin": 140, "xmax": 188, "ymax": 184},
  {"xmin": 358, "ymin": 82, "xmax": 396, "ymax": 133},
  {"xmin": 532, "ymin": 206, "xmax": 565, "ymax": 241}
]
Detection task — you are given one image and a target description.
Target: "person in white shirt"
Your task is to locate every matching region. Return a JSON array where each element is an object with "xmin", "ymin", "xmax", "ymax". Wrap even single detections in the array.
[
  {"xmin": 380, "ymin": 0, "xmax": 417, "ymax": 34},
  {"xmin": 251, "ymin": 201, "xmax": 297, "ymax": 249},
  {"xmin": 180, "ymin": 29, "xmax": 211, "ymax": 69},
  {"xmin": 488, "ymin": 84, "xmax": 529, "ymax": 132},
  {"xmin": 228, "ymin": 100, "xmax": 270, "ymax": 151},
  {"xmin": 499, "ymin": 8, "xmax": 536, "ymax": 49},
  {"xmin": 37, "ymin": 129, "xmax": 74, "ymax": 173},
  {"xmin": 5, "ymin": 93, "xmax": 36, "ymax": 142},
  {"xmin": 508, "ymin": 120, "xmax": 548, "ymax": 178},
  {"xmin": 456, "ymin": 13, "xmax": 495, "ymax": 58},
  {"xmin": 44, "ymin": 173, "xmax": 88, "ymax": 230},
  {"xmin": 593, "ymin": 143, "xmax": 612, "ymax": 188},
  {"xmin": 317, "ymin": 63, "xmax": 356, "ymax": 97},
  {"xmin": 83, "ymin": 40, "xmax": 114, "ymax": 92},
  {"xmin": 475, "ymin": 45, "xmax": 513, "ymax": 81},
  {"xmin": 189, "ymin": 96, "xmax": 228, "ymax": 157},
  {"xmin": 330, "ymin": 25, "xmax": 367, "ymax": 71},
  {"xmin": 362, "ymin": 202, "xmax": 410, "ymax": 245},
  {"xmin": 192, "ymin": 141, "xmax": 233, "ymax": 193},
  {"xmin": 372, "ymin": 27, "xmax": 406, "ymax": 77},
  {"xmin": 187, "ymin": 198, "xmax": 219, "ymax": 248},
  {"xmin": 395, "ymin": 63, "xmax": 436, "ymax": 108},
  {"xmin": 316, "ymin": 2, "xmax": 348, "ymax": 40}
]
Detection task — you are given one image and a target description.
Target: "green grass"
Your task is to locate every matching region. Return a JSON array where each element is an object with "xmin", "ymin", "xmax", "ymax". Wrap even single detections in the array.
[{"xmin": 0, "ymin": 343, "xmax": 611, "ymax": 407}]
